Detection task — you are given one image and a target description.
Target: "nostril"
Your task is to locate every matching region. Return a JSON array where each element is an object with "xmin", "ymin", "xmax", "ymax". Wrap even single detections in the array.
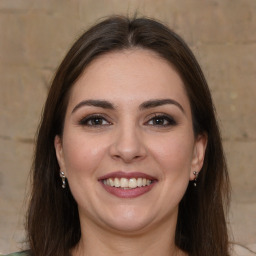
[
  {"xmin": 109, "ymin": 133, "xmax": 147, "ymax": 162},
  {"xmin": 112, "ymin": 153, "xmax": 145, "ymax": 163}
]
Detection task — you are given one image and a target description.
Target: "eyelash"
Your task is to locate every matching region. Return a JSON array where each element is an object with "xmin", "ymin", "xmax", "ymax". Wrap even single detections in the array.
[
  {"xmin": 78, "ymin": 114, "xmax": 177, "ymax": 127},
  {"xmin": 145, "ymin": 114, "xmax": 177, "ymax": 127},
  {"xmin": 79, "ymin": 114, "xmax": 111, "ymax": 127}
]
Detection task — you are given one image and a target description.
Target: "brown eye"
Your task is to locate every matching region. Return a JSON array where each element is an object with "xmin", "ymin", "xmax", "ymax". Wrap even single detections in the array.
[
  {"xmin": 79, "ymin": 115, "xmax": 111, "ymax": 126},
  {"xmin": 147, "ymin": 115, "xmax": 177, "ymax": 126}
]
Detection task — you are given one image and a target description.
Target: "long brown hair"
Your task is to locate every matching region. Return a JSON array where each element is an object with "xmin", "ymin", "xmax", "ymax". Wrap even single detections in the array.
[{"xmin": 27, "ymin": 16, "xmax": 230, "ymax": 256}]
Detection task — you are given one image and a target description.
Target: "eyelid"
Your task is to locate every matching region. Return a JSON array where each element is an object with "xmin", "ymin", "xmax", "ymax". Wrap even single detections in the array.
[
  {"xmin": 78, "ymin": 114, "xmax": 112, "ymax": 126},
  {"xmin": 144, "ymin": 113, "xmax": 177, "ymax": 126}
]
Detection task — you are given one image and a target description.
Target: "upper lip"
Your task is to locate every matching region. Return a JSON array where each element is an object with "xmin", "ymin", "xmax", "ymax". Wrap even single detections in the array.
[{"xmin": 98, "ymin": 171, "xmax": 157, "ymax": 181}]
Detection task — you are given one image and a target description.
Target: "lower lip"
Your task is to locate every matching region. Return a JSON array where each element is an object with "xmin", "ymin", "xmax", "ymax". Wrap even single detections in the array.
[{"xmin": 100, "ymin": 182, "xmax": 156, "ymax": 198}]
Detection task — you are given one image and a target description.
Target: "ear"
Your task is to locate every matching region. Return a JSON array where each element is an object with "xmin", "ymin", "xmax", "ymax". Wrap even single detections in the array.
[
  {"xmin": 190, "ymin": 133, "xmax": 208, "ymax": 180},
  {"xmin": 54, "ymin": 135, "xmax": 67, "ymax": 176}
]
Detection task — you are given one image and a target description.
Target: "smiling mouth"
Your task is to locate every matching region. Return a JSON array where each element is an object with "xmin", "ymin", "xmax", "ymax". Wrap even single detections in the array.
[
  {"xmin": 98, "ymin": 171, "xmax": 157, "ymax": 198},
  {"xmin": 103, "ymin": 177, "xmax": 153, "ymax": 189}
]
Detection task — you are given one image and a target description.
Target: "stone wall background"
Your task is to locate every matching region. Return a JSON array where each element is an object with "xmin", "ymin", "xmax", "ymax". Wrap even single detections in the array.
[{"xmin": 0, "ymin": 0, "xmax": 255, "ymax": 255}]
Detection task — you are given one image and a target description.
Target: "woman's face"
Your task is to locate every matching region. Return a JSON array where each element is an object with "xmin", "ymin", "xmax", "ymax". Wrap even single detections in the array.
[{"xmin": 55, "ymin": 49, "xmax": 207, "ymax": 234}]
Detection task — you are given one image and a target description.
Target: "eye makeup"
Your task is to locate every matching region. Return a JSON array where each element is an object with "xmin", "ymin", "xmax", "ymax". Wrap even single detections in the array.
[
  {"xmin": 145, "ymin": 113, "xmax": 177, "ymax": 127},
  {"xmin": 78, "ymin": 114, "xmax": 112, "ymax": 127}
]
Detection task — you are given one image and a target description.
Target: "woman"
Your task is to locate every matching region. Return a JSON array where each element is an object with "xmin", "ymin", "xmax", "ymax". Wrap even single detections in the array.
[{"xmin": 3, "ymin": 16, "xmax": 230, "ymax": 256}]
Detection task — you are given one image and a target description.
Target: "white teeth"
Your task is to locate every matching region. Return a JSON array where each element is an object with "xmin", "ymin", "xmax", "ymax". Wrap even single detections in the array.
[
  {"xmin": 128, "ymin": 178, "xmax": 137, "ymax": 188},
  {"xmin": 103, "ymin": 177, "xmax": 152, "ymax": 189},
  {"xmin": 109, "ymin": 178, "xmax": 114, "ymax": 186},
  {"xmin": 114, "ymin": 178, "xmax": 120, "ymax": 187},
  {"xmin": 137, "ymin": 178, "xmax": 143, "ymax": 187},
  {"xmin": 120, "ymin": 178, "xmax": 129, "ymax": 188}
]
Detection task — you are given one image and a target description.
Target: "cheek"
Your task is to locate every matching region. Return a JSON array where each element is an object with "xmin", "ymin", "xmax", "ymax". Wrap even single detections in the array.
[
  {"xmin": 62, "ymin": 133, "xmax": 107, "ymax": 179},
  {"xmin": 61, "ymin": 134, "xmax": 110, "ymax": 210},
  {"xmin": 150, "ymin": 133, "xmax": 194, "ymax": 177}
]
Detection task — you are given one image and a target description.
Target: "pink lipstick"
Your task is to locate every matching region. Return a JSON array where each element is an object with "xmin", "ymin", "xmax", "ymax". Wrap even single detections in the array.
[{"xmin": 98, "ymin": 171, "xmax": 157, "ymax": 198}]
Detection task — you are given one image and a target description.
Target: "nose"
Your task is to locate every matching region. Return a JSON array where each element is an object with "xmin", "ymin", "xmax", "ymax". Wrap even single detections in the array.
[{"xmin": 109, "ymin": 125, "xmax": 147, "ymax": 163}]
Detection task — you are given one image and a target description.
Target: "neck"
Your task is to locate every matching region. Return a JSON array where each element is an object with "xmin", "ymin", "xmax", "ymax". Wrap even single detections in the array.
[{"xmin": 71, "ymin": 214, "xmax": 187, "ymax": 256}]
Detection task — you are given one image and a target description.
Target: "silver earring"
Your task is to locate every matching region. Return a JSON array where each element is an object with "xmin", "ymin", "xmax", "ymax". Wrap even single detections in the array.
[
  {"xmin": 193, "ymin": 171, "xmax": 199, "ymax": 187},
  {"xmin": 60, "ymin": 171, "xmax": 66, "ymax": 188}
]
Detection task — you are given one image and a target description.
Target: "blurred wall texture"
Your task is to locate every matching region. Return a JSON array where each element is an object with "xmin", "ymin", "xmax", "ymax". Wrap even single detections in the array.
[{"xmin": 0, "ymin": 0, "xmax": 255, "ymax": 254}]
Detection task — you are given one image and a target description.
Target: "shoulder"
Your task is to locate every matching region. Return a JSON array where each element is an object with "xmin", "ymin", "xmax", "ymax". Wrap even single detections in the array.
[{"xmin": 1, "ymin": 251, "xmax": 30, "ymax": 256}]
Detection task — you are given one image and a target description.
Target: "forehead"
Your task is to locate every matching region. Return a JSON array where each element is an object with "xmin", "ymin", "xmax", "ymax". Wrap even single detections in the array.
[{"xmin": 67, "ymin": 49, "xmax": 190, "ymax": 111}]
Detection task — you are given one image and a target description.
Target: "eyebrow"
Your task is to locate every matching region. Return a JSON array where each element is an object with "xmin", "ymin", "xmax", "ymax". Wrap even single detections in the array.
[
  {"xmin": 71, "ymin": 98, "xmax": 185, "ymax": 114},
  {"xmin": 139, "ymin": 99, "xmax": 185, "ymax": 113},
  {"xmin": 72, "ymin": 100, "xmax": 115, "ymax": 113}
]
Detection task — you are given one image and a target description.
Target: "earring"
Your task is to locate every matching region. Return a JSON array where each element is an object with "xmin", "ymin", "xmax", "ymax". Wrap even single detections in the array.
[
  {"xmin": 60, "ymin": 171, "xmax": 66, "ymax": 188},
  {"xmin": 193, "ymin": 171, "xmax": 199, "ymax": 187}
]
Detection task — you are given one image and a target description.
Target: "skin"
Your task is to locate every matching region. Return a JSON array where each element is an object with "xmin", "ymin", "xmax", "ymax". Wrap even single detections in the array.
[{"xmin": 55, "ymin": 49, "xmax": 207, "ymax": 256}]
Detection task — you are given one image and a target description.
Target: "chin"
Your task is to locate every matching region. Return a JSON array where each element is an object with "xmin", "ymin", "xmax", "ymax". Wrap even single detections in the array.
[
  {"xmin": 99, "ymin": 208, "xmax": 156, "ymax": 234},
  {"xmin": 106, "ymin": 218, "xmax": 153, "ymax": 234}
]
